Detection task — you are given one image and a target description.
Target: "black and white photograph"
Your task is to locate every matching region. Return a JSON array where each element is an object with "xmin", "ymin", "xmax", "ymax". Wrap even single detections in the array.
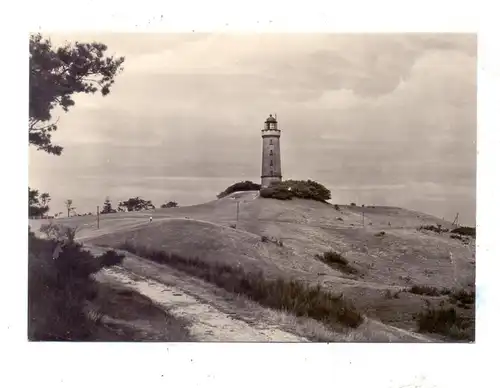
[{"xmin": 28, "ymin": 32, "xmax": 476, "ymax": 343}]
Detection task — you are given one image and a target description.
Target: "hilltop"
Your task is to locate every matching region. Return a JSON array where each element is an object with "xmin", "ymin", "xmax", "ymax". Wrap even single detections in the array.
[{"xmin": 29, "ymin": 191, "xmax": 475, "ymax": 342}]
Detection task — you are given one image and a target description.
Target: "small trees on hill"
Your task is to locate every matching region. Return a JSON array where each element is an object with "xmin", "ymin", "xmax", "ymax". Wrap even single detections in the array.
[
  {"xmin": 118, "ymin": 197, "xmax": 155, "ymax": 212},
  {"xmin": 161, "ymin": 201, "xmax": 178, "ymax": 208},
  {"xmin": 29, "ymin": 187, "xmax": 50, "ymax": 218},
  {"xmin": 101, "ymin": 197, "xmax": 117, "ymax": 214},
  {"xmin": 64, "ymin": 199, "xmax": 75, "ymax": 218}
]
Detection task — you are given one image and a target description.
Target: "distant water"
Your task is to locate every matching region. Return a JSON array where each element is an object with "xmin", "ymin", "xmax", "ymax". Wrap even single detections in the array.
[
  {"xmin": 29, "ymin": 142, "xmax": 476, "ymax": 225},
  {"xmin": 29, "ymin": 173, "xmax": 475, "ymax": 226}
]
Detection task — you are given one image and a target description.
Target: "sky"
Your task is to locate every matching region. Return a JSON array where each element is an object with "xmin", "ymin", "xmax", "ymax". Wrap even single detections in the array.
[{"xmin": 29, "ymin": 33, "xmax": 477, "ymax": 225}]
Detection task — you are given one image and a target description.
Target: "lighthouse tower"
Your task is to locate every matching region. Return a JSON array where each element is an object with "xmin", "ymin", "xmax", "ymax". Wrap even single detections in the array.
[{"xmin": 261, "ymin": 114, "xmax": 282, "ymax": 187}]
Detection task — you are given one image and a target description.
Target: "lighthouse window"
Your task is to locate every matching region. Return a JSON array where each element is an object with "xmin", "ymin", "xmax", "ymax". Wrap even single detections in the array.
[
  {"xmin": 270, "ymin": 150, "xmax": 273, "ymax": 155},
  {"xmin": 270, "ymin": 139, "xmax": 273, "ymax": 145},
  {"xmin": 270, "ymin": 160, "xmax": 273, "ymax": 166}
]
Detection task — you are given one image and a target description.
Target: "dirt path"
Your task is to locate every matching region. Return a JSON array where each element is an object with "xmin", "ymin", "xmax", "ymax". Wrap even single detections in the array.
[{"xmin": 95, "ymin": 266, "xmax": 305, "ymax": 342}]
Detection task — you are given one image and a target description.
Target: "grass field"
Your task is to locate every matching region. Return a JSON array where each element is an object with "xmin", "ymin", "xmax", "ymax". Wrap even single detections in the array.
[{"xmin": 29, "ymin": 191, "xmax": 475, "ymax": 342}]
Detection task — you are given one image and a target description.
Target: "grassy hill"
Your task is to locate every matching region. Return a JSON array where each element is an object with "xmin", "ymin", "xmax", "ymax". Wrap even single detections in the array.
[{"xmin": 30, "ymin": 191, "xmax": 475, "ymax": 341}]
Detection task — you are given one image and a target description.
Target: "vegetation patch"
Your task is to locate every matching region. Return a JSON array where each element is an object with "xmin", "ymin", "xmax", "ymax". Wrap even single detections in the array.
[
  {"xmin": 259, "ymin": 179, "xmax": 331, "ymax": 202},
  {"xmin": 417, "ymin": 224, "xmax": 449, "ymax": 234},
  {"xmin": 261, "ymin": 235, "xmax": 284, "ymax": 247},
  {"xmin": 384, "ymin": 289, "xmax": 401, "ymax": 299},
  {"xmin": 315, "ymin": 251, "xmax": 358, "ymax": 275},
  {"xmin": 450, "ymin": 226, "xmax": 476, "ymax": 238},
  {"xmin": 449, "ymin": 289, "xmax": 475, "ymax": 307},
  {"xmin": 217, "ymin": 181, "xmax": 261, "ymax": 199},
  {"xmin": 417, "ymin": 306, "xmax": 474, "ymax": 341},
  {"xmin": 409, "ymin": 285, "xmax": 451, "ymax": 297},
  {"xmin": 117, "ymin": 242, "xmax": 363, "ymax": 329},
  {"xmin": 28, "ymin": 233, "xmax": 125, "ymax": 341}
]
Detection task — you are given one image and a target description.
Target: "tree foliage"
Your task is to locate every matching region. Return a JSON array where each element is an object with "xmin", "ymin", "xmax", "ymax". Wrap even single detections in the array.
[
  {"xmin": 29, "ymin": 187, "xmax": 50, "ymax": 218},
  {"xmin": 65, "ymin": 199, "xmax": 75, "ymax": 218},
  {"xmin": 101, "ymin": 197, "xmax": 116, "ymax": 214},
  {"xmin": 160, "ymin": 201, "xmax": 178, "ymax": 209},
  {"xmin": 217, "ymin": 181, "xmax": 261, "ymax": 199},
  {"xmin": 118, "ymin": 197, "xmax": 155, "ymax": 212},
  {"xmin": 29, "ymin": 33, "xmax": 125, "ymax": 155},
  {"xmin": 260, "ymin": 180, "xmax": 331, "ymax": 202}
]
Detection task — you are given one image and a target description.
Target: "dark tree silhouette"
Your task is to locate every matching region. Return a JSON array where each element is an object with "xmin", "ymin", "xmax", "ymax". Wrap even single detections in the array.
[
  {"xmin": 161, "ymin": 201, "xmax": 178, "ymax": 208},
  {"xmin": 118, "ymin": 197, "xmax": 155, "ymax": 212},
  {"xmin": 101, "ymin": 197, "xmax": 116, "ymax": 214},
  {"xmin": 65, "ymin": 199, "xmax": 75, "ymax": 218},
  {"xmin": 29, "ymin": 187, "xmax": 50, "ymax": 218},
  {"xmin": 29, "ymin": 33, "xmax": 125, "ymax": 155}
]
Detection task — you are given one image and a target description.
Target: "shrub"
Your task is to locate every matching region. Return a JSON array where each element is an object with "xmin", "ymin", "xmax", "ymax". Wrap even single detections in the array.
[
  {"xmin": 259, "ymin": 179, "xmax": 331, "ymax": 202},
  {"xmin": 39, "ymin": 222, "xmax": 78, "ymax": 243},
  {"xmin": 375, "ymin": 231, "xmax": 386, "ymax": 237},
  {"xmin": 417, "ymin": 224, "xmax": 449, "ymax": 234},
  {"xmin": 449, "ymin": 289, "xmax": 475, "ymax": 305},
  {"xmin": 334, "ymin": 204, "xmax": 340, "ymax": 211},
  {"xmin": 259, "ymin": 186, "xmax": 294, "ymax": 200},
  {"xmin": 261, "ymin": 235, "xmax": 284, "ymax": 247},
  {"xmin": 450, "ymin": 226, "xmax": 476, "ymax": 238},
  {"xmin": 28, "ymin": 233, "xmax": 125, "ymax": 341},
  {"xmin": 350, "ymin": 202, "xmax": 356, "ymax": 206},
  {"xmin": 161, "ymin": 201, "xmax": 178, "ymax": 208},
  {"xmin": 315, "ymin": 251, "xmax": 358, "ymax": 275},
  {"xmin": 417, "ymin": 306, "xmax": 474, "ymax": 341},
  {"xmin": 118, "ymin": 243, "xmax": 363, "ymax": 329},
  {"xmin": 217, "ymin": 181, "xmax": 261, "ymax": 199},
  {"xmin": 409, "ymin": 285, "xmax": 450, "ymax": 296}
]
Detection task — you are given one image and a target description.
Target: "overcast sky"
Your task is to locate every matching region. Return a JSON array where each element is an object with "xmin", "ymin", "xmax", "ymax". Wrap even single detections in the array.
[{"xmin": 29, "ymin": 33, "xmax": 476, "ymax": 224}]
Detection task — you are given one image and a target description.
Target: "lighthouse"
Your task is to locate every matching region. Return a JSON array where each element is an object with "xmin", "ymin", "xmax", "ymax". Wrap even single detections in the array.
[{"xmin": 261, "ymin": 114, "xmax": 282, "ymax": 187}]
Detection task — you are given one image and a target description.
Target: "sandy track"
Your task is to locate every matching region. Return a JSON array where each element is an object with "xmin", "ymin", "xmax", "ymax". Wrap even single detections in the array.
[{"xmin": 95, "ymin": 267, "xmax": 305, "ymax": 342}]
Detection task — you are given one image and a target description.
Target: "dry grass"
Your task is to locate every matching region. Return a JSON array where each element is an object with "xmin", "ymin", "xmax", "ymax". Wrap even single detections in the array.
[
  {"xmin": 36, "ymin": 193, "xmax": 475, "ymax": 340},
  {"xmin": 118, "ymin": 242, "xmax": 364, "ymax": 329}
]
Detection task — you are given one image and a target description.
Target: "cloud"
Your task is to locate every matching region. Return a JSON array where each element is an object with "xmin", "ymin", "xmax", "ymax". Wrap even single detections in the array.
[{"xmin": 31, "ymin": 33, "xmax": 476, "ymax": 223}]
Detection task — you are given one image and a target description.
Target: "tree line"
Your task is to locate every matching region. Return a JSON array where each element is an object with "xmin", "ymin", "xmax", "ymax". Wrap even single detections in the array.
[{"xmin": 100, "ymin": 197, "xmax": 178, "ymax": 214}]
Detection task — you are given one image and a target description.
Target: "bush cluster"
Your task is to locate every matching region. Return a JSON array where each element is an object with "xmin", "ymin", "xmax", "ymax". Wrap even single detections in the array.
[
  {"xmin": 217, "ymin": 181, "xmax": 261, "ymax": 199},
  {"xmin": 315, "ymin": 251, "xmax": 358, "ymax": 275},
  {"xmin": 417, "ymin": 224, "xmax": 449, "ymax": 234},
  {"xmin": 450, "ymin": 226, "xmax": 476, "ymax": 238},
  {"xmin": 259, "ymin": 180, "xmax": 331, "ymax": 202},
  {"xmin": 28, "ymin": 233, "xmax": 124, "ymax": 341},
  {"xmin": 417, "ymin": 306, "xmax": 474, "ymax": 341}
]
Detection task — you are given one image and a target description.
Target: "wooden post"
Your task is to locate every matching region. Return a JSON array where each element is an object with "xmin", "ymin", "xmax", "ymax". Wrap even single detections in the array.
[
  {"xmin": 236, "ymin": 201, "xmax": 240, "ymax": 225},
  {"xmin": 97, "ymin": 206, "xmax": 100, "ymax": 229}
]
